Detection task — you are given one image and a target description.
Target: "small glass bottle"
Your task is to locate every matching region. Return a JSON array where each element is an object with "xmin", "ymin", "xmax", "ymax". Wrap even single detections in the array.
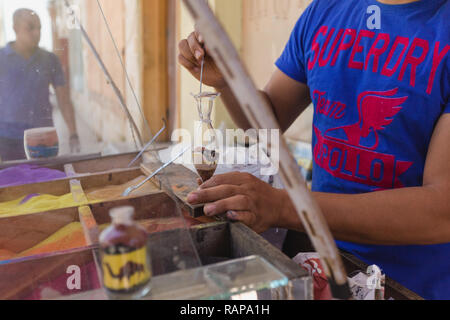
[
  {"xmin": 99, "ymin": 206, "xmax": 152, "ymax": 300},
  {"xmin": 192, "ymin": 92, "xmax": 221, "ymax": 183}
]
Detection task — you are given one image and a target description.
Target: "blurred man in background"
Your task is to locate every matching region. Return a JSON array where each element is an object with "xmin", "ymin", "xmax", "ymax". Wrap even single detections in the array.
[{"xmin": 0, "ymin": 8, "xmax": 79, "ymax": 162}]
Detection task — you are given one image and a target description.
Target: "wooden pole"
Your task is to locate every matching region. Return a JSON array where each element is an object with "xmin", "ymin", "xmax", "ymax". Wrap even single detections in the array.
[
  {"xmin": 142, "ymin": 0, "xmax": 170, "ymax": 142},
  {"xmin": 181, "ymin": 0, "xmax": 350, "ymax": 299}
]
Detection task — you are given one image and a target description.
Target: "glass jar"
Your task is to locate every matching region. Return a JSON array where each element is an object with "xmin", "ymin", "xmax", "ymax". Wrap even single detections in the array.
[
  {"xmin": 192, "ymin": 92, "xmax": 221, "ymax": 183},
  {"xmin": 99, "ymin": 206, "xmax": 152, "ymax": 300}
]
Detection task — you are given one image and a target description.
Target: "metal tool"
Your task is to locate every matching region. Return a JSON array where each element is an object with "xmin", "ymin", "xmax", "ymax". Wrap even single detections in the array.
[
  {"xmin": 127, "ymin": 119, "xmax": 167, "ymax": 168},
  {"xmin": 199, "ymin": 55, "xmax": 205, "ymax": 95},
  {"xmin": 122, "ymin": 146, "xmax": 191, "ymax": 197}
]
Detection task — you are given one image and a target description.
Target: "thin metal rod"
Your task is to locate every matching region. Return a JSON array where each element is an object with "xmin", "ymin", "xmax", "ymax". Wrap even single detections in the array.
[
  {"xmin": 199, "ymin": 56, "xmax": 205, "ymax": 95},
  {"xmin": 127, "ymin": 119, "xmax": 167, "ymax": 168},
  {"xmin": 64, "ymin": 0, "xmax": 143, "ymax": 148},
  {"xmin": 123, "ymin": 146, "xmax": 191, "ymax": 197}
]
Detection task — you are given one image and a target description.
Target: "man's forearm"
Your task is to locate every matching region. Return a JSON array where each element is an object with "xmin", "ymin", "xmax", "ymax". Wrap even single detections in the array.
[
  {"xmin": 278, "ymin": 186, "xmax": 450, "ymax": 246},
  {"xmin": 55, "ymin": 87, "xmax": 77, "ymax": 135},
  {"xmin": 60, "ymin": 102, "xmax": 77, "ymax": 135}
]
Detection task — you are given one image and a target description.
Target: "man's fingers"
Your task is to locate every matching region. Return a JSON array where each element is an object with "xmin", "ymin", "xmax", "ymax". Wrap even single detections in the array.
[
  {"xmin": 195, "ymin": 31, "xmax": 212, "ymax": 57},
  {"xmin": 200, "ymin": 172, "xmax": 254, "ymax": 189},
  {"xmin": 229, "ymin": 211, "xmax": 265, "ymax": 234},
  {"xmin": 187, "ymin": 32, "xmax": 205, "ymax": 61},
  {"xmin": 193, "ymin": 27, "xmax": 211, "ymax": 55},
  {"xmin": 187, "ymin": 185, "xmax": 240, "ymax": 205},
  {"xmin": 178, "ymin": 39, "xmax": 199, "ymax": 66},
  {"xmin": 194, "ymin": 30, "xmax": 204, "ymax": 44},
  {"xmin": 178, "ymin": 54, "xmax": 199, "ymax": 73},
  {"xmin": 227, "ymin": 211, "xmax": 255, "ymax": 226},
  {"xmin": 203, "ymin": 195, "xmax": 252, "ymax": 216}
]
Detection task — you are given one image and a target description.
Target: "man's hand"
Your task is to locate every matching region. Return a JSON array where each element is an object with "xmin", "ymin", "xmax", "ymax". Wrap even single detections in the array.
[
  {"xmin": 187, "ymin": 172, "xmax": 288, "ymax": 234},
  {"xmin": 178, "ymin": 31, "xmax": 227, "ymax": 90},
  {"xmin": 69, "ymin": 134, "xmax": 80, "ymax": 154}
]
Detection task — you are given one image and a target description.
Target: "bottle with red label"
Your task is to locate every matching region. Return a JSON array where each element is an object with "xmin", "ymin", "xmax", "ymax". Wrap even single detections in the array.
[{"xmin": 99, "ymin": 206, "xmax": 152, "ymax": 300}]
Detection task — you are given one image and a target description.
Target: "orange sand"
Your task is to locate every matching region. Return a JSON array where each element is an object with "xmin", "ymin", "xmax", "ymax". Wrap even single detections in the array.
[
  {"xmin": 85, "ymin": 176, "xmax": 159, "ymax": 202},
  {"xmin": 0, "ymin": 249, "xmax": 16, "ymax": 261}
]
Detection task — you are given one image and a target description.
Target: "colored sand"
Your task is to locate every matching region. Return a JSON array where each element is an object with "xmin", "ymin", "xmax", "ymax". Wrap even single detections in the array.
[
  {"xmin": 17, "ymin": 222, "xmax": 87, "ymax": 258},
  {"xmin": 0, "ymin": 249, "xmax": 15, "ymax": 261},
  {"xmin": 0, "ymin": 222, "xmax": 87, "ymax": 262},
  {"xmin": 0, "ymin": 165, "xmax": 66, "ymax": 188},
  {"xmin": 0, "ymin": 193, "xmax": 80, "ymax": 218},
  {"xmin": 0, "ymin": 176, "xmax": 160, "ymax": 219},
  {"xmin": 0, "ymin": 175, "xmax": 162, "ymax": 219},
  {"xmin": 86, "ymin": 176, "xmax": 159, "ymax": 202},
  {"xmin": 20, "ymin": 194, "xmax": 40, "ymax": 204}
]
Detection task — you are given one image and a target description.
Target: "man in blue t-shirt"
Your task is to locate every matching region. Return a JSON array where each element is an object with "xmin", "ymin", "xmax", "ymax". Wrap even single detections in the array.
[
  {"xmin": 0, "ymin": 8, "xmax": 79, "ymax": 161},
  {"xmin": 179, "ymin": 0, "xmax": 449, "ymax": 299}
]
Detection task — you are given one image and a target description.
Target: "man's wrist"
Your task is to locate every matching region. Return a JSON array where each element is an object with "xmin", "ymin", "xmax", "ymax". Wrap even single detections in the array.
[
  {"xmin": 69, "ymin": 133, "xmax": 79, "ymax": 140},
  {"xmin": 215, "ymin": 82, "xmax": 229, "ymax": 93},
  {"xmin": 276, "ymin": 189, "xmax": 305, "ymax": 232}
]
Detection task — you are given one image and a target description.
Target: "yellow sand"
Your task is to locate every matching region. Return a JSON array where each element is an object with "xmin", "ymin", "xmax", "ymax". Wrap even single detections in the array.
[
  {"xmin": 0, "ymin": 194, "xmax": 82, "ymax": 218},
  {"xmin": 0, "ymin": 176, "xmax": 159, "ymax": 218}
]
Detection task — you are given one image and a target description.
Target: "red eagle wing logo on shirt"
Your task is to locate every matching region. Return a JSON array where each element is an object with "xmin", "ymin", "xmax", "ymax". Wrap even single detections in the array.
[
  {"xmin": 325, "ymin": 88, "xmax": 407, "ymax": 149},
  {"xmin": 314, "ymin": 88, "xmax": 413, "ymax": 189}
]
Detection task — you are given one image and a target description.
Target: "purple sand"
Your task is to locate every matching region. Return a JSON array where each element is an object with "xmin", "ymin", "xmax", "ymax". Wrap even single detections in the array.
[{"xmin": 0, "ymin": 165, "xmax": 66, "ymax": 188}]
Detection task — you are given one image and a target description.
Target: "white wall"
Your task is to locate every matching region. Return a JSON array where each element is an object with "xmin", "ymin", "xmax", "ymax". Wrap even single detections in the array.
[{"xmin": 0, "ymin": 0, "xmax": 53, "ymax": 50}]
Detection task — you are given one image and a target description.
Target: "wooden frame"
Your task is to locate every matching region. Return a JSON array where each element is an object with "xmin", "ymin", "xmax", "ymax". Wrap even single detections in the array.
[
  {"xmin": 141, "ymin": 0, "xmax": 170, "ymax": 142},
  {"xmin": 181, "ymin": 0, "xmax": 350, "ymax": 299},
  {"xmin": 141, "ymin": 162, "xmax": 205, "ymax": 217}
]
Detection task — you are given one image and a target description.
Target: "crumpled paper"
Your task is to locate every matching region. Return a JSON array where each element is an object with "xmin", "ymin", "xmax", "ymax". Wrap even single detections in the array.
[{"xmin": 294, "ymin": 252, "xmax": 385, "ymax": 300}]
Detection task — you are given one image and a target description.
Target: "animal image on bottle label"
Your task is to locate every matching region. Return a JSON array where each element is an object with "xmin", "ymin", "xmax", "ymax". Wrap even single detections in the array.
[{"xmin": 102, "ymin": 246, "xmax": 151, "ymax": 292}]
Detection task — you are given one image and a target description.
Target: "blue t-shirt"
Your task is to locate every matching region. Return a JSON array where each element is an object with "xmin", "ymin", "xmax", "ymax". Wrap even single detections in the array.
[
  {"xmin": 276, "ymin": 0, "xmax": 449, "ymax": 299},
  {"xmin": 0, "ymin": 42, "xmax": 66, "ymax": 139}
]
